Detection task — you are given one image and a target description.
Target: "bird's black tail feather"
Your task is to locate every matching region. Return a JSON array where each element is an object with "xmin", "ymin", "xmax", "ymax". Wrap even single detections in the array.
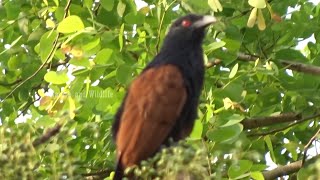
[{"xmin": 113, "ymin": 154, "xmax": 124, "ymax": 180}]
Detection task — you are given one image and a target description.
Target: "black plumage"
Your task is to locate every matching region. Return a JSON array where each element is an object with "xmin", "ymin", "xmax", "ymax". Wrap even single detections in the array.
[{"xmin": 112, "ymin": 14, "xmax": 216, "ymax": 179}]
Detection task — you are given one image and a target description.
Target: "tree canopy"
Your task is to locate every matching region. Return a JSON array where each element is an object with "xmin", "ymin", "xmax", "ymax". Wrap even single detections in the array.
[{"xmin": 1, "ymin": 0, "xmax": 320, "ymax": 179}]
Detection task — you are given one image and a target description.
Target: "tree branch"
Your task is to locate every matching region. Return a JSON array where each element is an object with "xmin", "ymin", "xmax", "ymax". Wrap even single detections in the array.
[
  {"xmin": 281, "ymin": 60, "xmax": 320, "ymax": 75},
  {"xmin": 263, "ymin": 155, "xmax": 320, "ymax": 180},
  {"xmin": 247, "ymin": 113, "xmax": 320, "ymax": 137},
  {"xmin": 205, "ymin": 59, "xmax": 222, "ymax": 68},
  {"xmin": 236, "ymin": 52, "xmax": 320, "ymax": 76},
  {"xmin": 242, "ymin": 112, "xmax": 301, "ymax": 130},
  {"xmin": 32, "ymin": 124, "xmax": 62, "ymax": 147}
]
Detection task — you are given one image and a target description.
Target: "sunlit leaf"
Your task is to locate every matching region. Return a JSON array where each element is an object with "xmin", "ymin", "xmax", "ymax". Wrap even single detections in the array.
[
  {"xmin": 44, "ymin": 71, "xmax": 69, "ymax": 84},
  {"xmin": 248, "ymin": 0, "xmax": 266, "ymax": 8},
  {"xmin": 57, "ymin": 15, "xmax": 85, "ymax": 33},
  {"xmin": 229, "ymin": 63, "xmax": 239, "ymax": 78}
]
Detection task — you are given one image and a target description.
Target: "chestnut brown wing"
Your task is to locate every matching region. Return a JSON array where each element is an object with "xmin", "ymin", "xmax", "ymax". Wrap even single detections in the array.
[{"xmin": 116, "ymin": 64, "xmax": 187, "ymax": 168}]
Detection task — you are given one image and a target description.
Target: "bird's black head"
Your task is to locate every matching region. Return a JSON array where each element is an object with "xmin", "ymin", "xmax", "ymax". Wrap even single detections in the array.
[{"xmin": 161, "ymin": 14, "xmax": 217, "ymax": 50}]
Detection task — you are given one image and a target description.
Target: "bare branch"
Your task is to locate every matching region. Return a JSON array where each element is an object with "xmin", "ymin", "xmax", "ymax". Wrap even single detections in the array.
[
  {"xmin": 248, "ymin": 113, "xmax": 320, "ymax": 137},
  {"xmin": 32, "ymin": 124, "xmax": 62, "ymax": 147},
  {"xmin": 281, "ymin": 60, "xmax": 320, "ymax": 75},
  {"xmin": 205, "ymin": 59, "xmax": 222, "ymax": 68},
  {"xmin": 242, "ymin": 112, "xmax": 301, "ymax": 130},
  {"xmin": 263, "ymin": 155, "xmax": 320, "ymax": 180}
]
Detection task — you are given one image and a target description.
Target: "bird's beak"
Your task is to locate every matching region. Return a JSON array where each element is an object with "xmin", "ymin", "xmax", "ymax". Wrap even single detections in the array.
[{"xmin": 193, "ymin": 15, "xmax": 217, "ymax": 28}]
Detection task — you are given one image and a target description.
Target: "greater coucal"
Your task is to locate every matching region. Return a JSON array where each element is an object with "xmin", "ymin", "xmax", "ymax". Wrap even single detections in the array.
[{"xmin": 112, "ymin": 14, "xmax": 217, "ymax": 179}]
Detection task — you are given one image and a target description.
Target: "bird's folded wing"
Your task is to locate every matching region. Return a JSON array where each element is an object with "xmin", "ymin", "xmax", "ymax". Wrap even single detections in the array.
[{"xmin": 116, "ymin": 64, "xmax": 187, "ymax": 167}]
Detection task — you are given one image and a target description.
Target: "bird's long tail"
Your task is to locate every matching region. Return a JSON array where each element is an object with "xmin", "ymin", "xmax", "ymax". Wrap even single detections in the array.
[{"xmin": 113, "ymin": 154, "xmax": 124, "ymax": 180}]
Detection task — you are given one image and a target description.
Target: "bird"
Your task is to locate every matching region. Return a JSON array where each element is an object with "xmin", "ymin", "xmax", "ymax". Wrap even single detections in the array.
[{"xmin": 112, "ymin": 14, "xmax": 217, "ymax": 179}]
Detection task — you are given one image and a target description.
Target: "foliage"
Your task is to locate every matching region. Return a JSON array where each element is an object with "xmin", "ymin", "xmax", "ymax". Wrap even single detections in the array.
[
  {"xmin": 126, "ymin": 141, "xmax": 209, "ymax": 180},
  {"xmin": 1, "ymin": 0, "xmax": 320, "ymax": 179}
]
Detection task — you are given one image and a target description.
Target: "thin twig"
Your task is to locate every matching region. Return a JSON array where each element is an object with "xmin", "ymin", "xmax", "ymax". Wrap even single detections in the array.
[
  {"xmin": 302, "ymin": 128, "xmax": 320, "ymax": 165},
  {"xmin": 155, "ymin": 8, "xmax": 167, "ymax": 53},
  {"xmin": 155, "ymin": 0, "xmax": 176, "ymax": 53}
]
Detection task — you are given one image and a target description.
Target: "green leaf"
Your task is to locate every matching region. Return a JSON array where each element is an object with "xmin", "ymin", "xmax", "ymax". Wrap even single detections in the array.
[
  {"xmin": 0, "ymin": 86, "xmax": 11, "ymax": 95},
  {"xmin": 96, "ymin": 88, "xmax": 116, "ymax": 111},
  {"xmin": 189, "ymin": 119, "xmax": 203, "ymax": 139},
  {"xmin": 82, "ymin": 37, "xmax": 100, "ymax": 51},
  {"xmin": 181, "ymin": 0, "xmax": 211, "ymax": 14},
  {"xmin": 116, "ymin": 65, "xmax": 132, "ymax": 84},
  {"xmin": 228, "ymin": 160, "xmax": 253, "ymax": 178},
  {"xmin": 204, "ymin": 41, "xmax": 226, "ymax": 54},
  {"xmin": 44, "ymin": 71, "xmax": 69, "ymax": 84},
  {"xmin": 229, "ymin": 63, "xmax": 239, "ymax": 79},
  {"xmin": 223, "ymin": 38, "xmax": 241, "ymax": 52},
  {"xmin": 250, "ymin": 171, "xmax": 265, "ymax": 180},
  {"xmin": 39, "ymin": 31, "xmax": 58, "ymax": 62},
  {"xmin": 36, "ymin": 116, "xmax": 56, "ymax": 127},
  {"xmin": 69, "ymin": 58, "xmax": 91, "ymax": 68},
  {"xmin": 0, "ymin": 35, "xmax": 22, "ymax": 55},
  {"xmin": 46, "ymin": 143, "xmax": 60, "ymax": 153},
  {"xmin": 117, "ymin": 1, "xmax": 126, "ymax": 17},
  {"xmin": 284, "ymin": 142, "xmax": 300, "ymax": 161},
  {"xmin": 7, "ymin": 56, "xmax": 19, "ymax": 70},
  {"xmin": 4, "ymin": 1, "xmax": 20, "ymax": 20},
  {"xmin": 264, "ymin": 135, "xmax": 276, "ymax": 163},
  {"xmin": 208, "ymin": 0, "xmax": 223, "ymax": 12},
  {"xmin": 100, "ymin": 0, "xmax": 114, "ymax": 11},
  {"xmin": 220, "ymin": 114, "xmax": 244, "ymax": 127},
  {"xmin": 275, "ymin": 49, "xmax": 308, "ymax": 62},
  {"xmin": 206, "ymin": 123, "xmax": 243, "ymax": 143},
  {"xmin": 94, "ymin": 48, "xmax": 114, "ymax": 65},
  {"xmin": 57, "ymin": 15, "xmax": 85, "ymax": 33},
  {"xmin": 119, "ymin": 23, "xmax": 124, "ymax": 51},
  {"xmin": 124, "ymin": 12, "xmax": 145, "ymax": 24}
]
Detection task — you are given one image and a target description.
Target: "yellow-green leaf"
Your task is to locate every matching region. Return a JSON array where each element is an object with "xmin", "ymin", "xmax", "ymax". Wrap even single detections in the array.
[
  {"xmin": 117, "ymin": 1, "xmax": 126, "ymax": 17},
  {"xmin": 68, "ymin": 96, "xmax": 76, "ymax": 119},
  {"xmin": 251, "ymin": 171, "xmax": 265, "ymax": 180},
  {"xmin": 94, "ymin": 48, "xmax": 114, "ymax": 65},
  {"xmin": 229, "ymin": 63, "xmax": 239, "ymax": 79},
  {"xmin": 44, "ymin": 71, "xmax": 69, "ymax": 84},
  {"xmin": 57, "ymin": 15, "xmax": 84, "ymax": 33},
  {"xmin": 248, "ymin": 0, "xmax": 266, "ymax": 8},
  {"xmin": 46, "ymin": 19, "xmax": 55, "ymax": 28},
  {"xmin": 247, "ymin": 8, "xmax": 257, "ymax": 28},
  {"xmin": 257, "ymin": 9, "xmax": 266, "ymax": 30},
  {"xmin": 119, "ymin": 23, "xmax": 124, "ymax": 51}
]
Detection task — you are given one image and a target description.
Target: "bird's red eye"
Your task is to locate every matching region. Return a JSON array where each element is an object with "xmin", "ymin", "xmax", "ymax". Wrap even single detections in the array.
[{"xmin": 181, "ymin": 20, "xmax": 192, "ymax": 27}]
